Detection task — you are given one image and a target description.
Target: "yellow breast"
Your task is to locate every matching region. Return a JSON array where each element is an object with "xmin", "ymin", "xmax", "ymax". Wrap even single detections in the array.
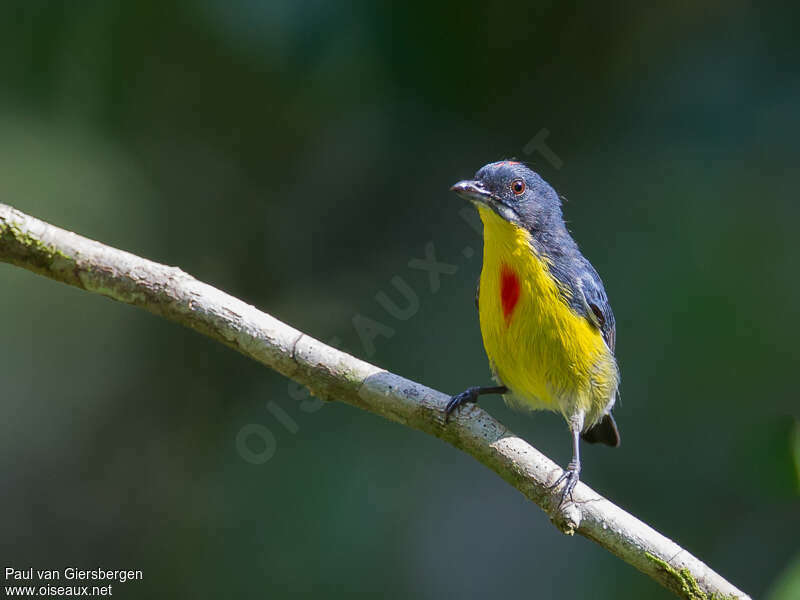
[{"xmin": 476, "ymin": 206, "xmax": 617, "ymax": 422}]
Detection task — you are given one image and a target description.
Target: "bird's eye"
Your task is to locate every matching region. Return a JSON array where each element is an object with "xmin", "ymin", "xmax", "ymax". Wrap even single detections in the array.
[{"xmin": 511, "ymin": 179, "xmax": 525, "ymax": 195}]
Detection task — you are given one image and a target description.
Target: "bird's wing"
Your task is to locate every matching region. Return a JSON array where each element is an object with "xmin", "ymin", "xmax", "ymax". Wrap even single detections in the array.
[{"xmin": 577, "ymin": 267, "xmax": 616, "ymax": 352}]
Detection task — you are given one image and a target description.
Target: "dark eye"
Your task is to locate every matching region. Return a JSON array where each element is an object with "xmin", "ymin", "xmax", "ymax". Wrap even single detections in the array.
[{"xmin": 511, "ymin": 179, "xmax": 525, "ymax": 195}]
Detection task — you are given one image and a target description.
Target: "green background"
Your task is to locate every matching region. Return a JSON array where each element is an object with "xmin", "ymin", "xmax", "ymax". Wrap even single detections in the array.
[{"xmin": 1, "ymin": 2, "xmax": 798, "ymax": 598}]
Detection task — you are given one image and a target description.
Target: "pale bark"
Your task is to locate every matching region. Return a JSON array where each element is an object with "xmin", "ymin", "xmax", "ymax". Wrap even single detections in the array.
[{"xmin": 0, "ymin": 203, "xmax": 749, "ymax": 600}]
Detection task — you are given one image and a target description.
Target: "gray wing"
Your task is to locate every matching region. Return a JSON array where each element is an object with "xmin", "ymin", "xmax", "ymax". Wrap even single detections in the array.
[
  {"xmin": 578, "ymin": 265, "xmax": 621, "ymax": 446},
  {"xmin": 543, "ymin": 241, "xmax": 616, "ymax": 352},
  {"xmin": 529, "ymin": 225, "xmax": 616, "ymax": 352},
  {"xmin": 577, "ymin": 265, "xmax": 616, "ymax": 352}
]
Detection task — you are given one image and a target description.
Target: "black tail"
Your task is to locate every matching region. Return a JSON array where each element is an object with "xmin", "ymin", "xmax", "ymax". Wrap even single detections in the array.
[{"xmin": 581, "ymin": 413, "xmax": 620, "ymax": 447}]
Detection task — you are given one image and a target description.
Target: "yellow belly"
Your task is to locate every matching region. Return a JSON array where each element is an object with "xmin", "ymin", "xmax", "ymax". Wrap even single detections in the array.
[{"xmin": 477, "ymin": 206, "xmax": 618, "ymax": 424}]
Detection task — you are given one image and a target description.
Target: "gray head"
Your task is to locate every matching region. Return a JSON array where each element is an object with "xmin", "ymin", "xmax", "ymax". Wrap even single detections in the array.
[{"xmin": 451, "ymin": 160, "xmax": 564, "ymax": 232}]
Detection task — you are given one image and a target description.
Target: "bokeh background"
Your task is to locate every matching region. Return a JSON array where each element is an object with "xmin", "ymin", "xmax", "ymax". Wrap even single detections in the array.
[{"xmin": 1, "ymin": 2, "xmax": 798, "ymax": 598}]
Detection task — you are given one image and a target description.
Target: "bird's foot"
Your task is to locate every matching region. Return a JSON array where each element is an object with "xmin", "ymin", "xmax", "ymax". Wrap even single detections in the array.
[
  {"xmin": 444, "ymin": 387, "xmax": 481, "ymax": 421},
  {"xmin": 548, "ymin": 460, "xmax": 581, "ymax": 508}
]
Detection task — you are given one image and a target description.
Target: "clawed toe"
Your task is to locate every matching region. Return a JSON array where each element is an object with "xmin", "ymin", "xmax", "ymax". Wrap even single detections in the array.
[
  {"xmin": 443, "ymin": 385, "xmax": 508, "ymax": 422},
  {"xmin": 548, "ymin": 466, "xmax": 581, "ymax": 508},
  {"xmin": 444, "ymin": 389, "xmax": 477, "ymax": 421}
]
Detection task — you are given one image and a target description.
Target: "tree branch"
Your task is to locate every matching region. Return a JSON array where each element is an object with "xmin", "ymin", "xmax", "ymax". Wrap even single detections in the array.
[{"xmin": 0, "ymin": 203, "xmax": 749, "ymax": 600}]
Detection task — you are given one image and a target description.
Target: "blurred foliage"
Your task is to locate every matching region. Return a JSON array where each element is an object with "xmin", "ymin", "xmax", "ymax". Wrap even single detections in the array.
[
  {"xmin": 1, "ymin": 1, "xmax": 798, "ymax": 598},
  {"xmin": 768, "ymin": 553, "xmax": 800, "ymax": 600}
]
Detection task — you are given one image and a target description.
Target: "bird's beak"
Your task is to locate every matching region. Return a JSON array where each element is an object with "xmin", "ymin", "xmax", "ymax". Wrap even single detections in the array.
[{"xmin": 450, "ymin": 179, "xmax": 494, "ymax": 206}]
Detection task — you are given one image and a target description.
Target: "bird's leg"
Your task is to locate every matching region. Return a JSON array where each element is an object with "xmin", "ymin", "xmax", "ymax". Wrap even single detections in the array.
[
  {"xmin": 549, "ymin": 413, "xmax": 584, "ymax": 507},
  {"xmin": 444, "ymin": 385, "xmax": 508, "ymax": 420}
]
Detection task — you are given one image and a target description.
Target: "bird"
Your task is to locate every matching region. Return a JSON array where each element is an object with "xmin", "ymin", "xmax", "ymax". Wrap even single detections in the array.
[{"xmin": 448, "ymin": 160, "xmax": 620, "ymax": 505}]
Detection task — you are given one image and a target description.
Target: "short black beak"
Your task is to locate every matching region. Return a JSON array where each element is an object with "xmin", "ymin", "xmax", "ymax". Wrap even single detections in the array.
[{"xmin": 450, "ymin": 179, "xmax": 494, "ymax": 204}]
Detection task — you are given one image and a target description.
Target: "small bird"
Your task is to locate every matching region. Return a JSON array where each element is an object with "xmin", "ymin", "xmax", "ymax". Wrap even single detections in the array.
[{"xmin": 448, "ymin": 161, "xmax": 620, "ymax": 504}]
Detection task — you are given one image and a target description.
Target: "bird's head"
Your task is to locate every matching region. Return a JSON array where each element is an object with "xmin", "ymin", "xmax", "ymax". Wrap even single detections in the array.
[{"xmin": 450, "ymin": 161, "xmax": 563, "ymax": 230}]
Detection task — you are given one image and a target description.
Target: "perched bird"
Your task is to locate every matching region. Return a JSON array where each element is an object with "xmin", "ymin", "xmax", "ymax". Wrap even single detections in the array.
[{"xmin": 448, "ymin": 161, "xmax": 620, "ymax": 503}]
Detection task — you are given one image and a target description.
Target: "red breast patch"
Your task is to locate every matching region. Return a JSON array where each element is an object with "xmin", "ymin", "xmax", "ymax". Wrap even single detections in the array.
[{"xmin": 500, "ymin": 265, "xmax": 520, "ymax": 324}]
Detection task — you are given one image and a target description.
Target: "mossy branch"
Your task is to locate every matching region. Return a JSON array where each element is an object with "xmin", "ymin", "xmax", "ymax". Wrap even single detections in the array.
[{"xmin": 0, "ymin": 203, "xmax": 749, "ymax": 600}]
